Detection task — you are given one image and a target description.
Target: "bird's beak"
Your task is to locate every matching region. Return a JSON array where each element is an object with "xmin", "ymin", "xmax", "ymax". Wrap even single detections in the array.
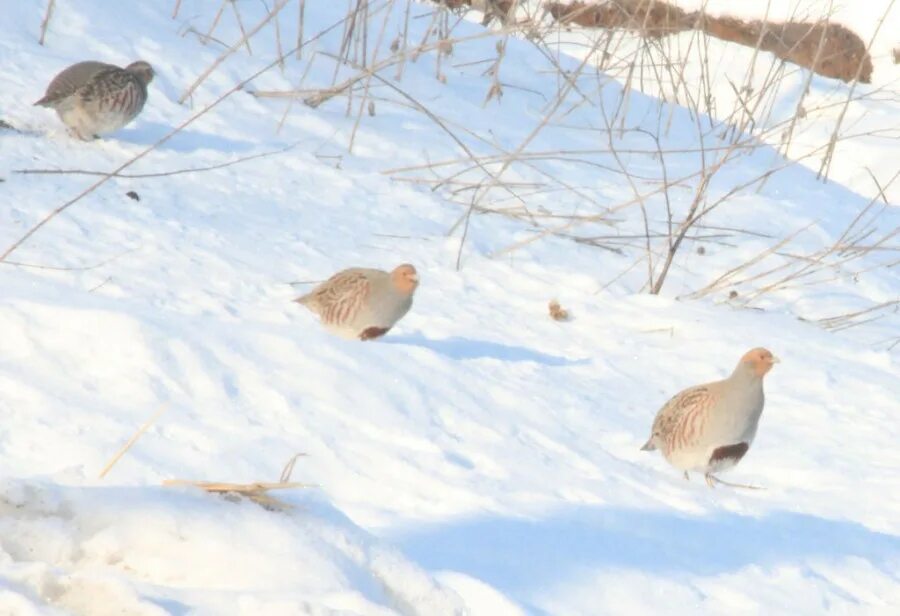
[
  {"xmin": 771, "ymin": 356, "xmax": 781, "ymax": 363},
  {"xmin": 410, "ymin": 274, "xmax": 419, "ymax": 283}
]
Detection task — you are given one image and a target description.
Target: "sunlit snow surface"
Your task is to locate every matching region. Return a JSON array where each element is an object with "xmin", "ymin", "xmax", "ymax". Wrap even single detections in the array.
[{"xmin": 0, "ymin": 1, "xmax": 898, "ymax": 614}]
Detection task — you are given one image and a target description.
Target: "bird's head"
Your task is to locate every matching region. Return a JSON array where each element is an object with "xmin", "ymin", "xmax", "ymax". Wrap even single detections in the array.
[
  {"xmin": 738, "ymin": 347, "xmax": 779, "ymax": 378},
  {"xmin": 126, "ymin": 61, "xmax": 155, "ymax": 85},
  {"xmin": 391, "ymin": 264, "xmax": 419, "ymax": 295}
]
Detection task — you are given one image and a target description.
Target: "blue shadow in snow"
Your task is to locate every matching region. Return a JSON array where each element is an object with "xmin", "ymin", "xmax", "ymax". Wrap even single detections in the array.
[
  {"xmin": 116, "ymin": 121, "xmax": 256, "ymax": 153},
  {"xmin": 386, "ymin": 333, "xmax": 587, "ymax": 366},
  {"xmin": 145, "ymin": 598, "xmax": 191, "ymax": 616},
  {"xmin": 391, "ymin": 506, "xmax": 900, "ymax": 597}
]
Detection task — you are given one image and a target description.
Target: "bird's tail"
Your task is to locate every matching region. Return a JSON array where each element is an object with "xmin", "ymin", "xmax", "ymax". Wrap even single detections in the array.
[{"xmin": 640, "ymin": 437, "xmax": 657, "ymax": 452}]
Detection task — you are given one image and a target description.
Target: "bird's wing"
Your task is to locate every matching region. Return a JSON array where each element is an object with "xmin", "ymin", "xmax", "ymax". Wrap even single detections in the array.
[
  {"xmin": 78, "ymin": 67, "xmax": 144, "ymax": 106},
  {"xmin": 297, "ymin": 270, "xmax": 370, "ymax": 326},
  {"xmin": 35, "ymin": 61, "xmax": 115, "ymax": 106},
  {"xmin": 650, "ymin": 385, "xmax": 715, "ymax": 452}
]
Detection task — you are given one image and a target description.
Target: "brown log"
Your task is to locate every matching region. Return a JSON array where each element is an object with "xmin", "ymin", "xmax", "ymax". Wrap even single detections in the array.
[
  {"xmin": 432, "ymin": 1, "xmax": 873, "ymax": 83},
  {"xmin": 546, "ymin": 0, "xmax": 695, "ymax": 38},
  {"xmin": 703, "ymin": 16, "xmax": 872, "ymax": 83}
]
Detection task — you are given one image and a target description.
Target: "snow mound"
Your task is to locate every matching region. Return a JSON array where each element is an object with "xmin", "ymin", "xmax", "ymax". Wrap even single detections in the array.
[{"xmin": 0, "ymin": 481, "xmax": 463, "ymax": 615}]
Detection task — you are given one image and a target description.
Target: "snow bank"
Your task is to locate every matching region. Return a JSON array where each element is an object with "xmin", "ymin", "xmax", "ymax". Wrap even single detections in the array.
[{"xmin": 0, "ymin": 481, "xmax": 463, "ymax": 615}]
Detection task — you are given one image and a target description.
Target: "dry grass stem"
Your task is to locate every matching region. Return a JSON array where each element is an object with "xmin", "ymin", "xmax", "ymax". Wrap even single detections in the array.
[
  {"xmin": 230, "ymin": 0, "xmax": 254, "ymax": 55},
  {"xmin": 280, "ymin": 453, "xmax": 308, "ymax": 482},
  {"xmin": 38, "ymin": 0, "xmax": 56, "ymax": 46},
  {"xmin": 13, "ymin": 142, "xmax": 303, "ymax": 180},
  {"xmin": 98, "ymin": 402, "xmax": 170, "ymax": 479},
  {"xmin": 180, "ymin": 0, "xmax": 291, "ymax": 103},
  {"xmin": 162, "ymin": 480, "xmax": 312, "ymax": 508},
  {"xmin": 202, "ymin": 0, "xmax": 229, "ymax": 44}
]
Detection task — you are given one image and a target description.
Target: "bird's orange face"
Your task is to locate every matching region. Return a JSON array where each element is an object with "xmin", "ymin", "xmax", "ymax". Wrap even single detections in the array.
[
  {"xmin": 741, "ymin": 347, "xmax": 779, "ymax": 377},
  {"xmin": 392, "ymin": 264, "xmax": 419, "ymax": 295}
]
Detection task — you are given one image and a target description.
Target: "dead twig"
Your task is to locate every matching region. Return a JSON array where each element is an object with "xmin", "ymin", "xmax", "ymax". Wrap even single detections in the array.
[{"xmin": 164, "ymin": 452, "xmax": 314, "ymax": 509}]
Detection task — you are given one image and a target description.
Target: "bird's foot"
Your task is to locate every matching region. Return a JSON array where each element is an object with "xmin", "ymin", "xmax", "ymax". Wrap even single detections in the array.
[{"xmin": 705, "ymin": 474, "xmax": 764, "ymax": 490}]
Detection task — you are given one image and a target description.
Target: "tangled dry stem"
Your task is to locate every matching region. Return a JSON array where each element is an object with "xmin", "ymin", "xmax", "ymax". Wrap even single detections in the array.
[{"xmin": 20, "ymin": 0, "xmax": 896, "ymax": 342}]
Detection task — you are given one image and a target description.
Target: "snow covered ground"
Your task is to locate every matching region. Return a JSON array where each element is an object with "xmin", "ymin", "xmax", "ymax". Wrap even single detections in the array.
[{"xmin": 0, "ymin": 1, "xmax": 898, "ymax": 614}]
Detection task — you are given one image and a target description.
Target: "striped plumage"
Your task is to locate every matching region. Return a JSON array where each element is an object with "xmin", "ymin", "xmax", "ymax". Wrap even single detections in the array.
[
  {"xmin": 641, "ymin": 348, "xmax": 778, "ymax": 487},
  {"xmin": 295, "ymin": 264, "xmax": 418, "ymax": 340},
  {"xmin": 35, "ymin": 60, "xmax": 154, "ymax": 139}
]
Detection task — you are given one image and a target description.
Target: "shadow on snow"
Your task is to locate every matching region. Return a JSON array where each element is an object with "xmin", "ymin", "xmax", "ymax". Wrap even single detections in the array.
[
  {"xmin": 390, "ymin": 506, "xmax": 900, "ymax": 598},
  {"xmin": 117, "ymin": 121, "xmax": 256, "ymax": 153},
  {"xmin": 385, "ymin": 333, "xmax": 588, "ymax": 366}
]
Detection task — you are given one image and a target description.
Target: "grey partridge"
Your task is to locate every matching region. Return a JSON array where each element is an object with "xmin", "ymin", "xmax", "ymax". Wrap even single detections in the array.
[
  {"xmin": 641, "ymin": 348, "xmax": 778, "ymax": 487},
  {"xmin": 295, "ymin": 264, "xmax": 418, "ymax": 340},
  {"xmin": 35, "ymin": 60, "xmax": 154, "ymax": 139}
]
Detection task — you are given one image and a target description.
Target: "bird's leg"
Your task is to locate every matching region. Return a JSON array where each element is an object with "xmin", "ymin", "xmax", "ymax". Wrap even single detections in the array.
[
  {"xmin": 683, "ymin": 471, "xmax": 690, "ymax": 481},
  {"xmin": 68, "ymin": 127, "xmax": 93, "ymax": 141},
  {"xmin": 705, "ymin": 474, "xmax": 764, "ymax": 490}
]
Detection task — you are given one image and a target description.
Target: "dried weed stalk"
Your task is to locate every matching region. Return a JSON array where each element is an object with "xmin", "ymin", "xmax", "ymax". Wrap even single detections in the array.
[{"xmin": 163, "ymin": 453, "xmax": 313, "ymax": 509}]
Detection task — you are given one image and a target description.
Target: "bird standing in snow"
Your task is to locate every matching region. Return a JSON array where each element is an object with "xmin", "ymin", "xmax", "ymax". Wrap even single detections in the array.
[
  {"xmin": 35, "ymin": 60, "xmax": 154, "ymax": 139},
  {"xmin": 294, "ymin": 264, "xmax": 419, "ymax": 340},
  {"xmin": 641, "ymin": 347, "xmax": 778, "ymax": 488}
]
